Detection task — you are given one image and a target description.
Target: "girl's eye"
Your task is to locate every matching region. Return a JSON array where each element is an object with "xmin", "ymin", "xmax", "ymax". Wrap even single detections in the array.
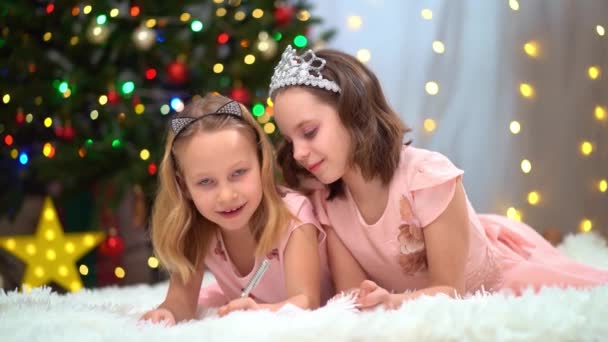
[
  {"xmin": 199, "ymin": 178, "xmax": 214, "ymax": 186},
  {"xmin": 303, "ymin": 128, "xmax": 317, "ymax": 139},
  {"xmin": 232, "ymin": 168, "xmax": 247, "ymax": 177}
]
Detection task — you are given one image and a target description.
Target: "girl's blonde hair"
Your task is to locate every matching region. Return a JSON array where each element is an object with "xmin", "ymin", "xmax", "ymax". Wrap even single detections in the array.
[{"xmin": 151, "ymin": 93, "xmax": 292, "ymax": 282}]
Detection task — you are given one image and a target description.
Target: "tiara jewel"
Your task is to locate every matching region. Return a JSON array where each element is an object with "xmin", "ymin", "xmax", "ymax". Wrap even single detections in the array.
[
  {"xmin": 170, "ymin": 100, "xmax": 242, "ymax": 135},
  {"xmin": 268, "ymin": 45, "xmax": 341, "ymax": 97}
]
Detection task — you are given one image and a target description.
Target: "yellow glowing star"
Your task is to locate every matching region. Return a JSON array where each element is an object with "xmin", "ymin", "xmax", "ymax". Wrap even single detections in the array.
[{"xmin": 0, "ymin": 197, "xmax": 105, "ymax": 292}]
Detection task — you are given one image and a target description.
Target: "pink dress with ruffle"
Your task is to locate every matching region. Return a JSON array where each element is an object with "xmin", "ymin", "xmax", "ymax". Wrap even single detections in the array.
[{"xmin": 312, "ymin": 146, "xmax": 608, "ymax": 294}]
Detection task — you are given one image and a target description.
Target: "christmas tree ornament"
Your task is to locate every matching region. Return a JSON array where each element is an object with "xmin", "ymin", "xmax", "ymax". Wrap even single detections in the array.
[
  {"xmin": 229, "ymin": 86, "xmax": 251, "ymax": 105},
  {"xmin": 15, "ymin": 109, "xmax": 25, "ymax": 125},
  {"xmin": 107, "ymin": 89, "xmax": 120, "ymax": 104},
  {"xmin": 132, "ymin": 25, "xmax": 156, "ymax": 50},
  {"xmin": 217, "ymin": 33, "xmax": 230, "ymax": 44},
  {"xmin": 147, "ymin": 163, "xmax": 157, "ymax": 175},
  {"xmin": 86, "ymin": 24, "xmax": 110, "ymax": 44},
  {"xmin": 273, "ymin": 5, "xmax": 295, "ymax": 26},
  {"xmin": 54, "ymin": 124, "xmax": 64, "ymax": 138},
  {"xmin": 145, "ymin": 68, "xmax": 157, "ymax": 80},
  {"xmin": 0, "ymin": 197, "xmax": 105, "ymax": 292},
  {"xmin": 167, "ymin": 60, "xmax": 188, "ymax": 85},
  {"xmin": 99, "ymin": 234, "xmax": 125, "ymax": 258},
  {"xmin": 63, "ymin": 122, "xmax": 75, "ymax": 140},
  {"xmin": 129, "ymin": 5, "xmax": 141, "ymax": 17}
]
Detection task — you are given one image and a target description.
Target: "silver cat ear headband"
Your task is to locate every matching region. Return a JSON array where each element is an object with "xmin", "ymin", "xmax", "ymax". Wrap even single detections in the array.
[
  {"xmin": 268, "ymin": 45, "xmax": 341, "ymax": 98},
  {"xmin": 169, "ymin": 100, "xmax": 243, "ymax": 137}
]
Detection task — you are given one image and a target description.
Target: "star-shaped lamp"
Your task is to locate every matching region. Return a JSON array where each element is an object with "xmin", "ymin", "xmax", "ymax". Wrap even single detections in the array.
[{"xmin": 0, "ymin": 197, "xmax": 105, "ymax": 292}]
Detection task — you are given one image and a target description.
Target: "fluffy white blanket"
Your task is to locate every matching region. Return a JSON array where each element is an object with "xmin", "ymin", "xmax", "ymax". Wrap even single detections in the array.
[{"xmin": 2, "ymin": 233, "xmax": 608, "ymax": 341}]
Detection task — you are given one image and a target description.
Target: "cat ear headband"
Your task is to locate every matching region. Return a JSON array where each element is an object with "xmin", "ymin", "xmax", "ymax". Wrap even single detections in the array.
[{"xmin": 170, "ymin": 100, "xmax": 243, "ymax": 137}]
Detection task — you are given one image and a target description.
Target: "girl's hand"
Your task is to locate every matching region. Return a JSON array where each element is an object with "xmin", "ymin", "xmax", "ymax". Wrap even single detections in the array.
[
  {"xmin": 218, "ymin": 297, "xmax": 260, "ymax": 317},
  {"xmin": 355, "ymin": 280, "xmax": 400, "ymax": 310},
  {"xmin": 139, "ymin": 308, "xmax": 176, "ymax": 326}
]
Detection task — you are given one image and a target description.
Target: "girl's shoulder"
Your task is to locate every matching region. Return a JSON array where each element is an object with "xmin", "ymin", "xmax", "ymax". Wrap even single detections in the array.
[
  {"xmin": 397, "ymin": 145, "xmax": 464, "ymax": 191},
  {"xmin": 276, "ymin": 186, "xmax": 314, "ymax": 217},
  {"xmin": 276, "ymin": 186, "xmax": 322, "ymax": 239},
  {"xmin": 398, "ymin": 145, "xmax": 452, "ymax": 170}
]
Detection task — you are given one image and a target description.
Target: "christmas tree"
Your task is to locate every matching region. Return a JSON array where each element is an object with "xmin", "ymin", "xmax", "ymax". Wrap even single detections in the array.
[{"xmin": 0, "ymin": 0, "xmax": 333, "ymax": 290}]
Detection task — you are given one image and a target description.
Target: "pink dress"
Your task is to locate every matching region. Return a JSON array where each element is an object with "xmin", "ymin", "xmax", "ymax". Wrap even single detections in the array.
[
  {"xmin": 198, "ymin": 190, "xmax": 333, "ymax": 307},
  {"xmin": 312, "ymin": 146, "xmax": 608, "ymax": 295}
]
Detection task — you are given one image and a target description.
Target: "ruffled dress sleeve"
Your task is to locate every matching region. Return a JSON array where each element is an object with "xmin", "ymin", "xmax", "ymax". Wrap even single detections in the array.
[{"xmin": 408, "ymin": 151, "xmax": 464, "ymax": 227}]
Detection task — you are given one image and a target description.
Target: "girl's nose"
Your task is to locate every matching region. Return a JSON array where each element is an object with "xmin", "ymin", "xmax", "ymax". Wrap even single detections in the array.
[
  {"xmin": 218, "ymin": 185, "xmax": 237, "ymax": 203},
  {"xmin": 292, "ymin": 141, "xmax": 310, "ymax": 163}
]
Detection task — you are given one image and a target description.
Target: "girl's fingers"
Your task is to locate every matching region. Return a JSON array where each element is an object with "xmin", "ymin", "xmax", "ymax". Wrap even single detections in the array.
[
  {"xmin": 159, "ymin": 312, "xmax": 176, "ymax": 326},
  {"xmin": 356, "ymin": 281, "xmax": 391, "ymax": 310},
  {"xmin": 218, "ymin": 297, "xmax": 258, "ymax": 317},
  {"xmin": 357, "ymin": 289, "xmax": 385, "ymax": 309},
  {"xmin": 359, "ymin": 280, "xmax": 379, "ymax": 292},
  {"xmin": 357, "ymin": 279, "xmax": 379, "ymax": 299},
  {"xmin": 138, "ymin": 310, "xmax": 176, "ymax": 326}
]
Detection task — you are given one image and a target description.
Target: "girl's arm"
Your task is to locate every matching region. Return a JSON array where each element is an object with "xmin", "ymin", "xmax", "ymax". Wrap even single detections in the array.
[
  {"xmin": 357, "ymin": 179, "xmax": 470, "ymax": 309},
  {"xmin": 420, "ymin": 179, "xmax": 469, "ymax": 295},
  {"xmin": 275, "ymin": 223, "xmax": 322, "ymax": 309},
  {"xmin": 218, "ymin": 224, "xmax": 324, "ymax": 315},
  {"xmin": 326, "ymin": 225, "xmax": 368, "ymax": 293},
  {"xmin": 142, "ymin": 262, "xmax": 205, "ymax": 324}
]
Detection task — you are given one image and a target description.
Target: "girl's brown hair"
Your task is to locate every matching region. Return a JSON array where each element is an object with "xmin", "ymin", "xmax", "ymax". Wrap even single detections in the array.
[
  {"xmin": 151, "ymin": 93, "xmax": 292, "ymax": 282},
  {"xmin": 275, "ymin": 49, "xmax": 411, "ymax": 198}
]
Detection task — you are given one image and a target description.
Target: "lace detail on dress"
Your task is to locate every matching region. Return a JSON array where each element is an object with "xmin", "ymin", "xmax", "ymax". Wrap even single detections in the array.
[
  {"xmin": 465, "ymin": 246, "xmax": 503, "ymax": 292},
  {"xmin": 397, "ymin": 195, "xmax": 428, "ymax": 275}
]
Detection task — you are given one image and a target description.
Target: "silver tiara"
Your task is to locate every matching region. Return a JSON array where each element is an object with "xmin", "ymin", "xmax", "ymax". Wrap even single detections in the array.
[
  {"xmin": 268, "ymin": 45, "xmax": 341, "ymax": 98},
  {"xmin": 170, "ymin": 100, "xmax": 242, "ymax": 136}
]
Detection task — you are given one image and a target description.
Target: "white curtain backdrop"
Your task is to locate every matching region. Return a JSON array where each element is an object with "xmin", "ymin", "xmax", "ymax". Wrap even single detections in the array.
[{"xmin": 309, "ymin": 0, "xmax": 607, "ymax": 235}]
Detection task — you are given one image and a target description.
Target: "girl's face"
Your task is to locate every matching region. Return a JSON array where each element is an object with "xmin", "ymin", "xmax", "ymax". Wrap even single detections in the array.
[
  {"xmin": 273, "ymin": 87, "xmax": 352, "ymax": 184},
  {"xmin": 177, "ymin": 127, "xmax": 263, "ymax": 232}
]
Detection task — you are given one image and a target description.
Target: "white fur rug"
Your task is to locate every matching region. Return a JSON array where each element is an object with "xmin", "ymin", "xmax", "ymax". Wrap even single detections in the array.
[{"xmin": 2, "ymin": 233, "xmax": 608, "ymax": 342}]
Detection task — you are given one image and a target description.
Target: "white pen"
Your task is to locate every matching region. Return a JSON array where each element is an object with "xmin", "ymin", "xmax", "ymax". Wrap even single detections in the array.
[{"xmin": 240, "ymin": 259, "xmax": 270, "ymax": 298}]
